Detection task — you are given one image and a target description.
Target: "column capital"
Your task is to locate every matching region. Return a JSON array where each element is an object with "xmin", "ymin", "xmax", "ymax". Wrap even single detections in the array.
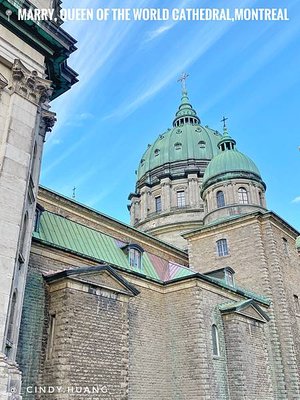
[{"xmin": 10, "ymin": 59, "xmax": 53, "ymax": 105}]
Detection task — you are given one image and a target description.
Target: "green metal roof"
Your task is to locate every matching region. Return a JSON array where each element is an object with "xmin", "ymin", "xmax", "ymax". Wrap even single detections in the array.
[
  {"xmin": 137, "ymin": 91, "xmax": 222, "ymax": 180},
  {"xmin": 202, "ymin": 146, "xmax": 265, "ymax": 192},
  {"xmin": 33, "ymin": 211, "xmax": 192, "ymax": 283},
  {"xmin": 137, "ymin": 124, "xmax": 222, "ymax": 180}
]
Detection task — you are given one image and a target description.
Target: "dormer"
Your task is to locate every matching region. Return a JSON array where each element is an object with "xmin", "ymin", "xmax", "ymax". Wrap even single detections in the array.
[
  {"xmin": 204, "ymin": 267, "xmax": 235, "ymax": 287},
  {"xmin": 121, "ymin": 243, "xmax": 144, "ymax": 270}
]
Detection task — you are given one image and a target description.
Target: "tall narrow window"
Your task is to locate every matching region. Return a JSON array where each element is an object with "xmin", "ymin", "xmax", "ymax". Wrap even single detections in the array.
[
  {"xmin": 47, "ymin": 314, "xmax": 56, "ymax": 360},
  {"xmin": 216, "ymin": 191, "xmax": 225, "ymax": 208},
  {"xmin": 19, "ymin": 212, "xmax": 28, "ymax": 259},
  {"xmin": 294, "ymin": 295, "xmax": 300, "ymax": 314},
  {"xmin": 282, "ymin": 238, "xmax": 289, "ymax": 256},
  {"xmin": 217, "ymin": 239, "xmax": 229, "ymax": 257},
  {"xmin": 225, "ymin": 270, "xmax": 234, "ymax": 287},
  {"xmin": 129, "ymin": 248, "xmax": 142, "ymax": 269},
  {"xmin": 258, "ymin": 191, "xmax": 263, "ymax": 207},
  {"xmin": 155, "ymin": 196, "xmax": 162, "ymax": 212},
  {"xmin": 33, "ymin": 204, "xmax": 44, "ymax": 233},
  {"xmin": 238, "ymin": 187, "xmax": 249, "ymax": 204},
  {"xmin": 212, "ymin": 325, "xmax": 220, "ymax": 356},
  {"xmin": 177, "ymin": 191, "xmax": 185, "ymax": 208},
  {"xmin": 7, "ymin": 291, "xmax": 17, "ymax": 343}
]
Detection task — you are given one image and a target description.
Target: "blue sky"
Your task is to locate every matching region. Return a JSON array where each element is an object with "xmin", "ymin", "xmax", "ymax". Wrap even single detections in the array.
[{"xmin": 41, "ymin": 0, "xmax": 300, "ymax": 232}]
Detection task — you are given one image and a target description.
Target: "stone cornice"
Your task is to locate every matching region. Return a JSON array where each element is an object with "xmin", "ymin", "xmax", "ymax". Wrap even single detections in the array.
[{"xmin": 0, "ymin": 0, "xmax": 78, "ymax": 99}]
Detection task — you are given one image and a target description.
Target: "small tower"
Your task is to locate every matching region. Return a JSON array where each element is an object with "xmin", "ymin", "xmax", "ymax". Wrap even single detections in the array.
[{"xmin": 201, "ymin": 123, "xmax": 267, "ymax": 224}]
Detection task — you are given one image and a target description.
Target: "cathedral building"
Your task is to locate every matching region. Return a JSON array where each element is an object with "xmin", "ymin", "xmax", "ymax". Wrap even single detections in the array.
[
  {"xmin": 16, "ymin": 82, "xmax": 300, "ymax": 399},
  {"xmin": 0, "ymin": 1, "xmax": 300, "ymax": 399}
]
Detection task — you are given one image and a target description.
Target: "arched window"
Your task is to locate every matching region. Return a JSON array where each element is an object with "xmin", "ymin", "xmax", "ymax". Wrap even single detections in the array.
[
  {"xmin": 198, "ymin": 140, "xmax": 206, "ymax": 149},
  {"xmin": 212, "ymin": 324, "xmax": 220, "ymax": 356},
  {"xmin": 216, "ymin": 239, "xmax": 229, "ymax": 257},
  {"xmin": 216, "ymin": 191, "xmax": 225, "ymax": 208},
  {"xmin": 238, "ymin": 187, "xmax": 249, "ymax": 204}
]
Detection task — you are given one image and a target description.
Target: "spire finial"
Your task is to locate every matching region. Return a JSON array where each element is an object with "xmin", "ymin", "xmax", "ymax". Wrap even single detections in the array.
[
  {"xmin": 221, "ymin": 116, "xmax": 228, "ymax": 131},
  {"xmin": 177, "ymin": 72, "xmax": 189, "ymax": 93}
]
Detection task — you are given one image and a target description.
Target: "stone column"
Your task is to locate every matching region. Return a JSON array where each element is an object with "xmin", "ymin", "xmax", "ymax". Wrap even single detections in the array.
[
  {"xmin": 187, "ymin": 173, "xmax": 199, "ymax": 208},
  {"xmin": 140, "ymin": 186, "xmax": 150, "ymax": 220}
]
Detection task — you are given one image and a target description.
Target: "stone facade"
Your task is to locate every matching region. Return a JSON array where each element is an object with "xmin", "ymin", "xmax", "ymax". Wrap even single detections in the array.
[
  {"xmin": 185, "ymin": 212, "xmax": 300, "ymax": 398},
  {"xmin": 202, "ymin": 178, "xmax": 266, "ymax": 224},
  {"xmin": 131, "ymin": 173, "xmax": 206, "ymax": 250},
  {"xmin": 11, "ymin": 186, "xmax": 298, "ymax": 399},
  {"xmin": 17, "ymin": 225, "xmax": 275, "ymax": 399}
]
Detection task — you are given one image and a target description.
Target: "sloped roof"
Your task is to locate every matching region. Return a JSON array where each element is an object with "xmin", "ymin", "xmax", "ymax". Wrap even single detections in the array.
[
  {"xmin": 33, "ymin": 211, "xmax": 193, "ymax": 283},
  {"xmin": 33, "ymin": 210, "xmax": 270, "ymax": 305}
]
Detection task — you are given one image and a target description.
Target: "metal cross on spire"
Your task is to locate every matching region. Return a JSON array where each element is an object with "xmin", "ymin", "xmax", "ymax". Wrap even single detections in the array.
[
  {"xmin": 177, "ymin": 72, "xmax": 189, "ymax": 92},
  {"xmin": 221, "ymin": 116, "xmax": 228, "ymax": 129}
]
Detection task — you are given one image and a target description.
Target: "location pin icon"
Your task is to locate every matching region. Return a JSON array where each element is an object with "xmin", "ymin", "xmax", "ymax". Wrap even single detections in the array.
[{"xmin": 6, "ymin": 9, "xmax": 12, "ymax": 21}]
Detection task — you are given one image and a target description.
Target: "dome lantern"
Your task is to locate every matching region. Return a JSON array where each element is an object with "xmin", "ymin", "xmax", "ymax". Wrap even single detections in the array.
[{"xmin": 173, "ymin": 73, "xmax": 200, "ymax": 127}]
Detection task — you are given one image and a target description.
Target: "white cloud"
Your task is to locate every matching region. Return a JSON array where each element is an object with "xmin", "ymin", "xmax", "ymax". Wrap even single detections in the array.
[
  {"xmin": 145, "ymin": 24, "xmax": 174, "ymax": 42},
  {"xmin": 103, "ymin": 19, "xmax": 232, "ymax": 120},
  {"xmin": 292, "ymin": 196, "xmax": 300, "ymax": 204}
]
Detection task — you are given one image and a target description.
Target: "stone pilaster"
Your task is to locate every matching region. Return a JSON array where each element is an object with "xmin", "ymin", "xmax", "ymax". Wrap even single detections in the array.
[
  {"xmin": 161, "ymin": 178, "xmax": 171, "ymax": 212},
  {"xmin": 0, "ymin": 59, "xmax": 53, "ymax": 400}
]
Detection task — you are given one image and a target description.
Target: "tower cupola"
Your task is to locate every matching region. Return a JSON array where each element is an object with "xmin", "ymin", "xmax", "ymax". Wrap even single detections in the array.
[{"xmin": 201, "ymin": 121, "xmax": 267, "ymax": 225}]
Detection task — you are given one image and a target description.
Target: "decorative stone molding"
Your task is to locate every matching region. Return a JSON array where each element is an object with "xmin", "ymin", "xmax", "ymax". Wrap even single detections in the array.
[{"xmin": 10, "ymin": 59, "xmax": 53, "ymax": 105}]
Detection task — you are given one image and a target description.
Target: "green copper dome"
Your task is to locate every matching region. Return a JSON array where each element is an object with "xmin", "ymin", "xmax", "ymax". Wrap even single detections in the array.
[
  {"xmin": 202, "ymin": 129, "xmax": 265, "ymax": 192},
  {"xmin": 137, "ymin": 89, "xmax": 222, "ymax": 181},
  {"xmin": 137, "ymin": 125, "xmax": 222, "ymax": 180}
]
